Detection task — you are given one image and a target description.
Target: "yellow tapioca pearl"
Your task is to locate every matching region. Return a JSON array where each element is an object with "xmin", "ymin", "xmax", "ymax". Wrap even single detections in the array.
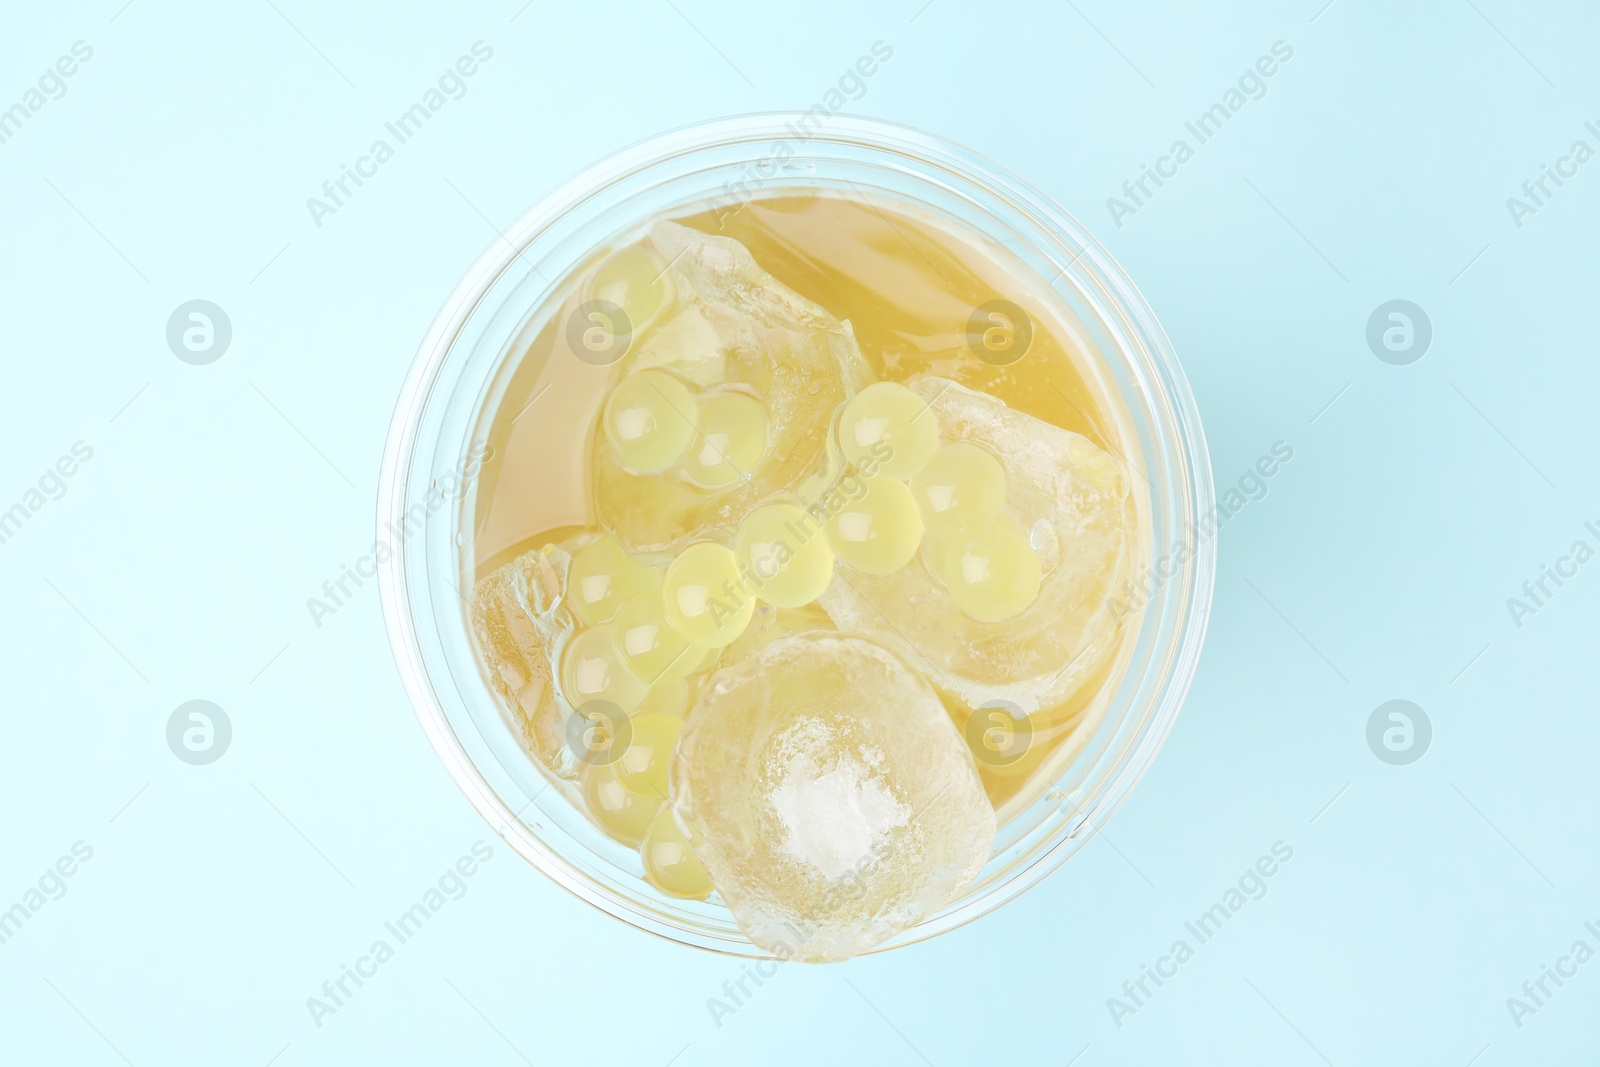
[
  {"xmin": 641, "ymin": 805, "xmax": 712, "ymax": 900},
  {"xmin": 682, "ymin": 392, "xmax": 767, "ymax": 489},
  {"xmin": 588, "ymin": 245, "xmax": 672, "ymax": 336},
  {"xmin": 613, "ymin": 595, "xmax": 703, "ymax": 685},
  {"xmin": 567, "ymin": 536, "xmax": 662, "ymax": 626},
  {"xmin": 735, "ymin": 503, "xmax": 834, "ymax": 608},
  {"xmin": 826, "ymin": 475, "xmax": 924, "ymax": 576},
  {"xmin": 662, "ymin": 542, "xmax": 754, "ymax": 648},
  {"xmin": 560, "ymin": 626, "xmax": 648, "ymax": 714},
  {"xmin": 910, "ymin": 441, "xmax": 1006, "ymax": 534},
  {"xmin": 603, "ymin": 370, "xmax": 698, "ymax": 475},
  {"xmin": 581, "ymin": 762, "xmax": 661, "ymax": 847},
  {"xmin": 614, "ymin": 712, "xmax": 683, "ymax": 799},
  {"xmin": 837, "ymin": 381, "xmax": 938, "ymax": 479},
  {"xmin": 940, "ymin": 515, "xmax": 1042, "ymax": 622}
]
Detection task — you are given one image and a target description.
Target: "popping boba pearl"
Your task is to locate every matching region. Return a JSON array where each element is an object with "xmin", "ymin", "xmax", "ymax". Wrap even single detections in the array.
[
  {"xmin": 735, "ymin": 503, "xmax": 834, "ymax": 608},
  {"xmin": 588, "ymin": 245, "xmax": 672, "ymax": 336},
  {"xmin": 663, "ymin": 542, "xmax": 754, "ymax": 648},
  {"xmin": 614, "ymin": 713, "xmax": 683, "ymax": 799},
  {"xmin": 613, "ymin": 595, "xmax": 705, "ymax": 685},
  {"xmin": 567, "ymin": 536, "xmax": 663, "ymax": 626},
  {"xmin": 641, "ymin": 806, "xmax": 712, "ymax": 900},
  {"xmin": 910, "ymin": 441, "xmax": 1007, "ymax": 535},
  {"xmin": 826, "ymin": 475, "xmax": 924, "ymax": 576},
  {"xmin": 682, "ymin": 392, "xmax": 767, "ymax": 489},
  {"xmin": 582, "ymin": 762, "xmax": 661, "ymax": 847},
  {"xmin": 560, "ymin": 626, "xmax": 649, "ymax": 715},
  {"xmin": 603, "ymin": 370, "xmax": 697, "ymax": 475},
  {"xmin": 836, "ymin": 381, "xmax": 938, "ymax": 479},
  {"xmin": 940, "ymin": 515, "xmax": 1042, "ymax": 623}
]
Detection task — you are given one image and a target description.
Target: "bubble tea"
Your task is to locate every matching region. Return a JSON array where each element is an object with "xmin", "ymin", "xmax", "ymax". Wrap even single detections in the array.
[{"xmin": 467, "ymin": 191, "xmax": 1143, "ymax": 959}]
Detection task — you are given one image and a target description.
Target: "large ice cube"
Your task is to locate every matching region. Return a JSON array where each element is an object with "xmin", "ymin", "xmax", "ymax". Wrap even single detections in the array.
[
  {"xmin": 671, "ymin": 631, "xmax": 996, "ymax": 962},
  {"xmin": 819, "ymin": 376, "xmax": 1135, "ymax": 714},
  {"xmin": 593, "ymin": 221, "xmax": 871, "ymax": 553}
]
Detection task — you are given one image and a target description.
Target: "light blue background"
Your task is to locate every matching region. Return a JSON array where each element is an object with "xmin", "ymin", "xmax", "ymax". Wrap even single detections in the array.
[{"xmin": 2, "ymin": 1, "xmax": 1596, "ymax": 1064}]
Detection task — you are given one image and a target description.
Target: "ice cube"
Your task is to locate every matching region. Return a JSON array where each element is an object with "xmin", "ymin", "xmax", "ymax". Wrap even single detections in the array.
[
  {"xmin": 671, "ymin": 631, "xmax": 996, "ymax": 962},
  {"xmin": 470, "ymin": 545, "xmax": 577, "ymax": 776},
  {"xmin": 592, "ymin": 221, "xmax": 871, "ymax": 553},
  {"xmin": 818, "ymin": 376, "xmax": 1135, "ymax": 715}
]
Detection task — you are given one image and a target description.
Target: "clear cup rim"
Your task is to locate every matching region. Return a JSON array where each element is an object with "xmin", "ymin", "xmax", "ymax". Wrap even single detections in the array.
[{"xmin": 377, "ymin": 111, "xmax": 1217, "ymax": 957}]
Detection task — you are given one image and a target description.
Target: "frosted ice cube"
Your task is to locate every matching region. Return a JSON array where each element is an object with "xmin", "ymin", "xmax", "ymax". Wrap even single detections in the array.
[
  {"xmin": 671, "ymin": 631, "xmax": 996, "ymax": 962},
  {"xmin": 470, "ymin": 545, "xmax": 577, "ymax": 776},
  {"xmin": 471, "ymin": 536, "xmax": 664, "ymax": 782},
  {"xmin": 819, "ymin": 376, "xmax": 1135, "ymax": 715},
  {"xmin": 593, "ymin": 221, "xmax": 871, "ymax": 553}
]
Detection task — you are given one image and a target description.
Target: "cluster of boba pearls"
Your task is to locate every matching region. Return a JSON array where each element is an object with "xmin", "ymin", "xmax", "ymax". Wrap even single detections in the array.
[
  {"xmin": 834, "ymin": 381, "xmax": 1043, "ymax": 623},
  {"xmin": 563, "ymin": 372, "xmax": 1044, "ymax": 897},
  {"xmin": 561, "ymin": 535, "xmax": 714, "ymax": 900},
  {"xmin": 590, "ymin": 244, "xmax": 769, "ymax": 490},
  {"xmin": 617, "ymin": 378, "xmax": 1045, "ymax": 641},
  {"xmin": 602, "ymin": 378, "xmax": 1043, "ymax": 658},
  {"xmin": 602, "ymin": 370, "xmax": 769, "ymax": 489}
]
